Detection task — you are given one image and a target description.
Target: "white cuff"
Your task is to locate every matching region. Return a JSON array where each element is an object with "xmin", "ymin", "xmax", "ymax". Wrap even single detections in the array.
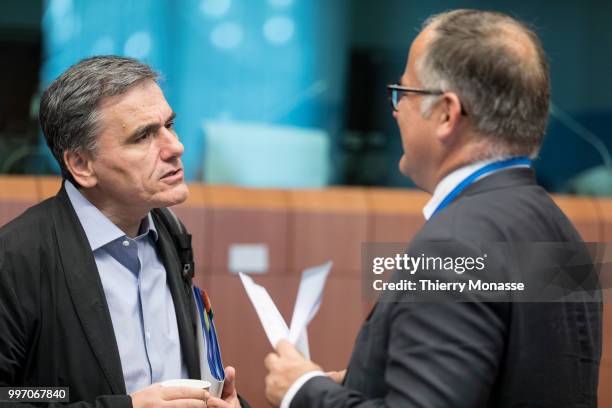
[{"xmin": 279, "ymin": 370, "xmax": 325, "ymax": 408}]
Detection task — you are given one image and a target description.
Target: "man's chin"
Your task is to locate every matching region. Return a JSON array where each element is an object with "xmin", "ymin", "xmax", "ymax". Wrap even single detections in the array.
[
  {"xmin": 399, "ymin": 157, "xmax": 427, "ymax": 190},
  {"xmin": 398, "ymin": 156, "xmax": 411, "ymax": 178},
  {"xmin": 155, "ymin": 184, "xmax": 189, "ymax": 208}
]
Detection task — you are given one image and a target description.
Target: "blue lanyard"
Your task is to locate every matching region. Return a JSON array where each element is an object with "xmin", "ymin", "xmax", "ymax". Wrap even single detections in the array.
[{"xmin": 431, "ymin": 156, "xmax": 532, "ymax": 217}]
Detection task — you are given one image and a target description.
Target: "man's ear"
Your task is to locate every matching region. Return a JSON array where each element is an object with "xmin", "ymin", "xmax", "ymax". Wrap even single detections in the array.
[
  {"xmin": 435, "ymin": 92, "xmax": 464, "ymax": 142},
  {"xmin": 64, "ymin": 150, "xmax": 97, "ymax": 188}
]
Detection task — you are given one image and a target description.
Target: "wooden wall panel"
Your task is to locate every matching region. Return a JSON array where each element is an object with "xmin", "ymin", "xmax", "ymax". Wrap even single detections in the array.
[
  {"xmin": 290, "ymin": 212, "xmax": 367, "ymax": 277},
  {"xmin": 367, "ymin": 187, "xmax": 428, "ymax": 244},
  {"xmin": 208, "ymin": 208, "xmax": 290, "ymax": 275},
  {"xmin": 0, "ymin": 176, "xmax": 38, "ymax": 201},
  {"xmin": 308, "ymin": 277, "xmax": 365, "ymax": 371},
  {"xmin": 289, "ymin": 188, "xmax": 368, "ymax": 277},
  {"xmin": 554, "ymin": 195, "xmax": 602, "ymax": 241},
  {"xmin": 0, "ymin": 201, "xmax": 35, "ymax": 228},
  {"xmin": 0, "ymin": 176, "xmax": 38, "ymax": 227},
  {"xmin": 36, "ymin": 176, "xmax": 62, "ymax": 201},
  {"xmin": 204, "ymin": 186, "xmax": 289, "ymax": 276},
  {"xmin": 597, "ymin": 198, "xmax": 612, "ymax": 242}
]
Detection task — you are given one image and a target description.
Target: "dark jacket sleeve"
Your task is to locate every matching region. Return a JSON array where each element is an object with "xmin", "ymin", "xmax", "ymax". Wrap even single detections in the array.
[
  {"xmin": 0, "ymin": 234, "xmax": 133, "ymax": 408},
  {"xmin": 292, "ymin": 301, "xmax": 505, "ymax": 408},
  {"xmin": 291, "ymin": 241, "xmax": 507, "ymax": 408}
]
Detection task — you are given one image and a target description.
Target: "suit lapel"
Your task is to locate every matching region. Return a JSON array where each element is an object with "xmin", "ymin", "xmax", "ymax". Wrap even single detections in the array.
[
  {"xmin": 153, "ymin": 213, "xmax": 200, "ymax": 379},
  {"xmin": 51, "ymin": 186, "xmax": 126, "ymax": 394}
]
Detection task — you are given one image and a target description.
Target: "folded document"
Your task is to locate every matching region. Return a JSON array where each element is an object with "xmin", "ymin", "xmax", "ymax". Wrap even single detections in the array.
[{"xmin": 239, "ymin": 261, "xmax": 332, "ymax": 358}]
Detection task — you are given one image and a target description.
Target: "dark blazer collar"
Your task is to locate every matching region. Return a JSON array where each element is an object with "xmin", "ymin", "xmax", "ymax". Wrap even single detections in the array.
[
  {"xmin": 51, "ymin": 183, "xmax": 126, "ymax": 394},
  {"xmin": 461, "ymin": 167, "xmax": 538, "ymax": 198}
]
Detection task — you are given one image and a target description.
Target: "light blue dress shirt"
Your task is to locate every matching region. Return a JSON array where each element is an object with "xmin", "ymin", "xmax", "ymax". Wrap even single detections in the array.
[{"xmin": 65, "ymin": 181, "xmax": 188, "ymax": 394}]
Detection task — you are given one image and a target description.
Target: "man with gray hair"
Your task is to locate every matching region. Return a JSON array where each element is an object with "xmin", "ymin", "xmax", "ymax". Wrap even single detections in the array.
[
  {"xmin": 264, "ymin": 9, "xmax": 601, "ymax": 407},
  {"xmin": 0, "ymin": 56, "xmax": 247, "ymax": 408}
]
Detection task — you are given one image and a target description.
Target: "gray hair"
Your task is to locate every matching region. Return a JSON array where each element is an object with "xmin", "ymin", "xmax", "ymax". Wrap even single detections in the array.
[
  {"xmin": 417, "ymin": 10, "xmax": 550, "ymax": 158},
  {"xmin": 39, "ymin": 55, "xmax": 159, "ymax": 185}
]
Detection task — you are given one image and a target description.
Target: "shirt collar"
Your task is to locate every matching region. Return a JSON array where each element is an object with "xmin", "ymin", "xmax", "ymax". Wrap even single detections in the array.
[
  {"xmin": 65, "ymin": 180, "xmax": 158, "ymax": 251},
  {"xmin": 422, "ymin": 158, "xmax": 500, "ymax": 221}
]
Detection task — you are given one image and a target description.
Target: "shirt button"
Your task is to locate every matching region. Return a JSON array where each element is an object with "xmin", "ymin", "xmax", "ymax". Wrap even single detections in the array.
[
  {"xmin": 146, "ymin": 331, "xmax": 151, "ymax": 339},
  {"xmin": 122, "ymin": 240, "xmax": 130, "ymax": 247}
]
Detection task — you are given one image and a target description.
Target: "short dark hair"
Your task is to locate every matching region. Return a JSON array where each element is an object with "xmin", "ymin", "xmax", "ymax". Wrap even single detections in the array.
[
  {"xmin": 419, "ymin": 10, "xmax": 550, "ymax": 157},
  {"xmin": 39, "ymin": 55, "xmax": 159, "ymax": 185}
]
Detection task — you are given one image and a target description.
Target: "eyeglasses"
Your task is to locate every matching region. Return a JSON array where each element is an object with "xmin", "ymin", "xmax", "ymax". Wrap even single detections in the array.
[
  {"xmin": 386, "ymin": 84, "xmax": 443, "ymax": 111},
  {"xmin": 386, "ymin": 84, "xmax": 467, "ymax": 115}
]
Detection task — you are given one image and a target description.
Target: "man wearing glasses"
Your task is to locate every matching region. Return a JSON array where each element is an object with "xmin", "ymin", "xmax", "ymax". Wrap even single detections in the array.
[{"xmin": 264, "ymin": 9, "xmax": 601, "ymax": 408}]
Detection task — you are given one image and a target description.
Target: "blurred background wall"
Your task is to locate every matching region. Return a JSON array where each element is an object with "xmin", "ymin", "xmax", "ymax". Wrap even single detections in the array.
[{"xmin": 1, "ymin": 0, "xmax": 611, "ymax": 193}]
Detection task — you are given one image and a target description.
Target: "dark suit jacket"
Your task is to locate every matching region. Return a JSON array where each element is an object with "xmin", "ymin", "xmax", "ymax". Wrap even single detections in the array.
[
  {"xmin": 293, "ymin": 168, "xmax": 602, "ymax": 407},
  {"xmin": 0, "ymin": 186, "xmax": 202, "ymax": 407}
]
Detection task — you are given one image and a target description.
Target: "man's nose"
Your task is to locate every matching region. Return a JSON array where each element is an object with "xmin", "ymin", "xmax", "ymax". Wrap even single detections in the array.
[{"xmin": 159, "ymin": 127, "xmax": 184, "ymax": 160}]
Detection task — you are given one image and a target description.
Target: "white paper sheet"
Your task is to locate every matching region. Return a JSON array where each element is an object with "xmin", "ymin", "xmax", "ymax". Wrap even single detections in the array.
[
  {"xmin": 238, "ymin": 273, "xmax": 290, "ymax": 348},
  {"xmin": 238, "ymin": 261, "xmax": 332, "ymax": 357},
  {"xmin": 288, "ymin": 262, "xmax": 331, "ymax": 344}
]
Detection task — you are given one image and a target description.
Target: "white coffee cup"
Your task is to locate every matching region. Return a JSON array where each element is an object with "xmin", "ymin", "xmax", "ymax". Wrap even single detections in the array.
[{"xmin": 160, "ymin": 379, "xmax": 211, "ymax": 390}]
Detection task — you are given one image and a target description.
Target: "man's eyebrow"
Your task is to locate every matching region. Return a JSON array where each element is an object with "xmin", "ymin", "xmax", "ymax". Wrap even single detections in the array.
[
  {"xmin": 165, "ymin": 111, "xmax": 176, "ymax": 124},
  {"xmin": 128, "ymin": 111, "xmax": 176, "ymax": 140}
]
